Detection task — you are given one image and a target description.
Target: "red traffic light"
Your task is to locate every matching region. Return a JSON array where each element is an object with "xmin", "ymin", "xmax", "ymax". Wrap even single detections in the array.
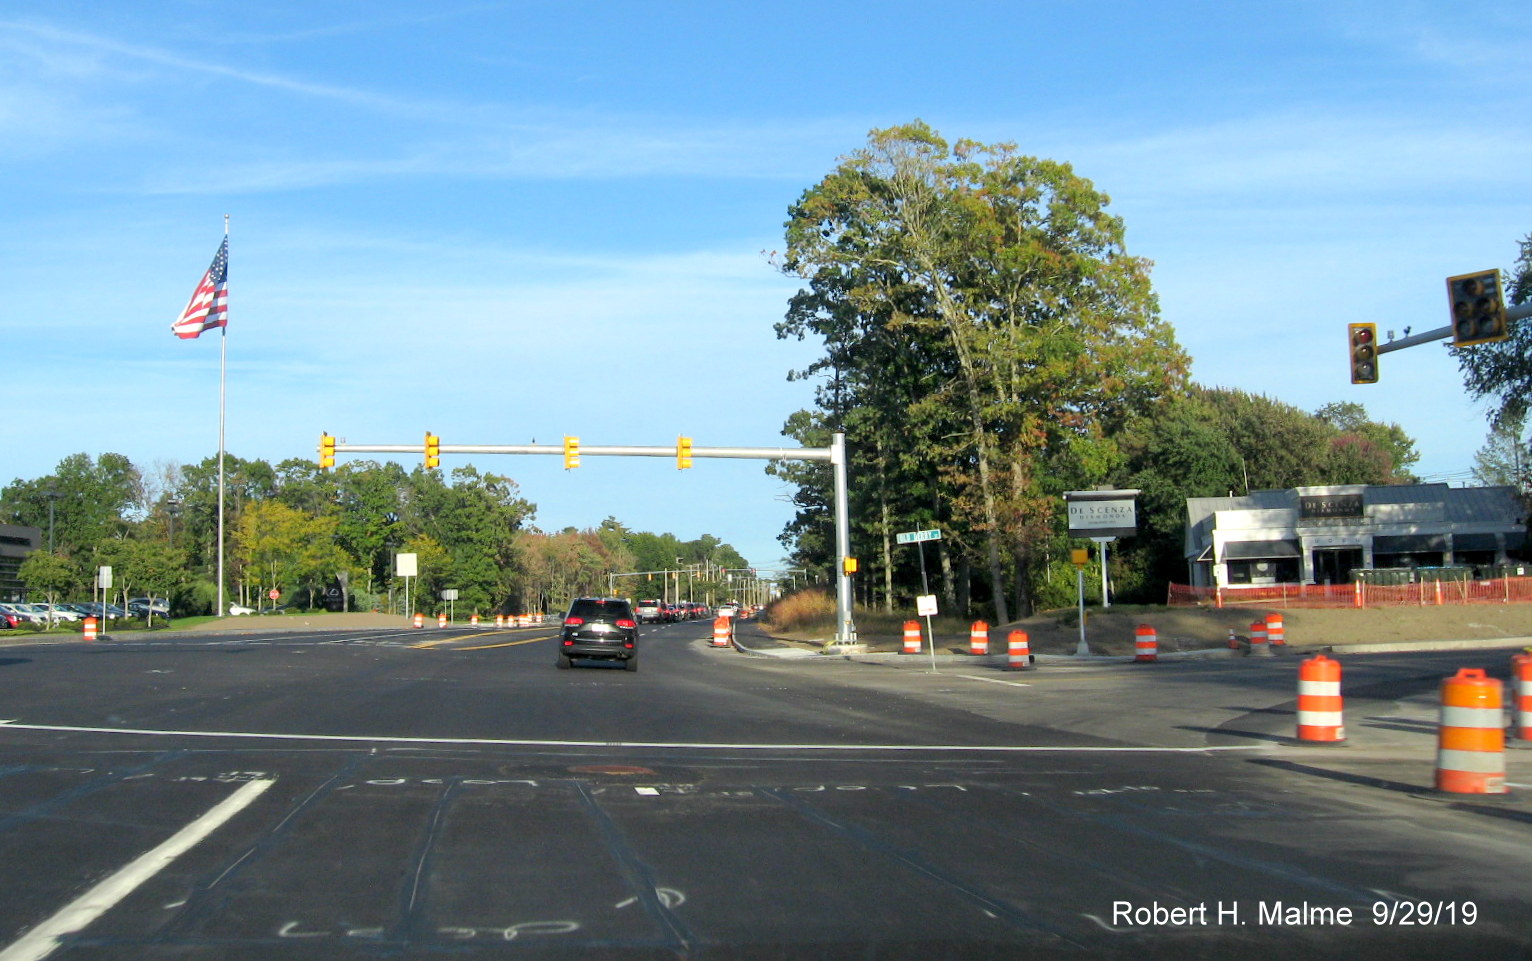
[{"xmin": 1348, "ymin": 323, "xmax": 1378, "ymax": 384}]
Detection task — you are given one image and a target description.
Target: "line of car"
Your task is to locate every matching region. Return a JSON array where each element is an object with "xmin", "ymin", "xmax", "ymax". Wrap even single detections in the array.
[
  {"xmin": 0, "ymin": 598, "xmax": 169, "ymax": 628},
  {"xmin": 634, "ymin": 599, "xmax": 713, "ymax": 624}
]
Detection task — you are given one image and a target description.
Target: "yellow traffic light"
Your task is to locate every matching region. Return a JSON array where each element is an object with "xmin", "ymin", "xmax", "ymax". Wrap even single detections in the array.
[
  {"xmin": 1448, "ymin": 269, "xmax": 1508, "ymax": 347},
  {"xmin": 1348, "ymin": 323, "xmax": 1378, "ymax": 384},
  {"xmin": 318, "ymin": 433, "xmax": 336, "ymax": 469},
  {"xmin": 563, "ymin": 436, "xmax": 580, "ymax": 469},
  {"xmin": 424, "ymin": 432, "xmax": 440, "ymax": 469},
  {"xmin": 677, "ymin": 435, "xmax": 693, "ymax": 470},
  {"xmin": 842, "ymin": 557, "xmax": 859, "ymax": 575}
]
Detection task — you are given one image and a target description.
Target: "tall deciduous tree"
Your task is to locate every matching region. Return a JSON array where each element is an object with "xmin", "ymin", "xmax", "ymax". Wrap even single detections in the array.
[{"xmin": 779, "ymin": 121, "xmax": 1187, "ymax": 620}]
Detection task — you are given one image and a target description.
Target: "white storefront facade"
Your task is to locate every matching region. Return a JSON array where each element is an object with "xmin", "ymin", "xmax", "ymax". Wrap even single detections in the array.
[{"xmin": 1184, "ymin": 484, "xmax": 1526, "ymax": 589}]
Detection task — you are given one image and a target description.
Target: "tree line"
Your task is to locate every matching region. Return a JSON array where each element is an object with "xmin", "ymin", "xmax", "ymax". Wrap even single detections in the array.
[
  {"xmin": 1, "ymin": 453, "xmax": 749, "ymax": 618},
  {"xmin": 767, "ymin": 121, "xmax": 1531, "ymax": 621}
]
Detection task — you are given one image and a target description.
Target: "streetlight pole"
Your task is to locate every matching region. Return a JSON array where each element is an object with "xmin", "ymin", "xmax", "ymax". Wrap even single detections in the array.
[{"xmin": 44, "ymin": 489, "xmax": 59, "ymax": 553}]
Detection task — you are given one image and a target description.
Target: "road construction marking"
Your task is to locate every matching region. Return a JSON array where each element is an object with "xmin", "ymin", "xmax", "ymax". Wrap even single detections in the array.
[
  {"xmin": 0, "ymin": 721, "xmax": 1265, "ymax": 754},
  {"xmin": 0, "ymin": 778, "xmax": 273, "ymax": 961},
  {"xmin": 950, "ymin": 674, "xmax": 1032, "ymax": 688}
]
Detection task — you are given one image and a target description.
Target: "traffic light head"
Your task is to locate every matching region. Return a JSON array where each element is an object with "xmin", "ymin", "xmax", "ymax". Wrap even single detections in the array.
[
  {"xmin": 319, "ymin": 433, "xmax": 336, "ymax": 469},
  {"xmin": 563, "ymin": 436, "xmax": 580, "ymax": 469},
  {"xmin": 424, "ymin": 432, "xmax": 440, "ymax": 469},
  {"xmin": 1448, "ymin": 269, "xmax": 1508, "ymax": 347},
  {"xmin": 1348, "ymin": 323, "xmax": 1378, "ymax": 384},
  {"xmin": 677, "ymin": 435, "xmax": 693, "ymax": 470}
]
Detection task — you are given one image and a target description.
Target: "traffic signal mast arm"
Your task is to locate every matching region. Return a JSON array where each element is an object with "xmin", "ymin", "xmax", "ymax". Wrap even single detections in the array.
[
  {"xmin": 326, "ymin": 441, "xmax": 835, "ymax": 462},
  {"xmin": 1379, "ymin": 298, "xmax": 1531, "ymax": 355}
]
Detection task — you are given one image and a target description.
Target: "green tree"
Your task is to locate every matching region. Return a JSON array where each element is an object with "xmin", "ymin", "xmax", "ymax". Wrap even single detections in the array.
[
  {"xmin": 19, "ymin": 551, "xmax": 79, "ymax": 625},
  {"xmin": 1, "ymin": 452, "xmax": 143, "ymax": 554},
  {"xmin": 1472, "ymin": 414, "xmax": 1530, "ymax": 495},
  {"xmin": 779, "ymin": 121, "xmax": 1187, "ymax": 620}
]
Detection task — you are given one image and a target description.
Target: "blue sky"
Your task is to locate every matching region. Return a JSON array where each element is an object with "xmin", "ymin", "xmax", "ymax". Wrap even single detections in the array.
[{"xmin": 2, "ymin": 1, "xmax": 1529, "ymax": 571}]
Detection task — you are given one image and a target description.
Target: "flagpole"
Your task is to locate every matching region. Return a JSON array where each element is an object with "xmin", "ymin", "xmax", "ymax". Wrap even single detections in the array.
[{"xmin": 217, "ymin": 214, "xmax": 228, "ymax": 619}]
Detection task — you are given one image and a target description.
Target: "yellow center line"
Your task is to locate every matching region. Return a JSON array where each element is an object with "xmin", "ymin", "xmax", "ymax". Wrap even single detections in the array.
[
  {"xmin": 409, "ymin": 628, "xmax": 535, "ymax": 650},
  {"xmin": 453, "ymin": 634, "xmax": 557, "ymax": 651}
]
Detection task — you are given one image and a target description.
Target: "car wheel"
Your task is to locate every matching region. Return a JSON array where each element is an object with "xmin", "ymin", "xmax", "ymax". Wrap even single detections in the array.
[
  {"xmin": 624, "ymin": 656, "xmax": 638, "ymax": 672},
  {"xmin": 556, "ymin": 654, "xmax": 573, "ymax": 670}
]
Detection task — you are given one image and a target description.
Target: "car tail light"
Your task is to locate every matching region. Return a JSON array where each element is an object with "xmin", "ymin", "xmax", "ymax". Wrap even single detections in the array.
[
  {"xmin": 564, "ymin": 616, "xmax": 585, "ymax": 626},
  {"xmin": 616, "ymin": 618, "xmax": 637, "ymax": 629},
  {"xmin": 624, "ymin": 640, "xmax": 635, "ymax": 649},
  {"xmin": 562, "ymin": 638, "xmax": 574, "ymax": 647}
]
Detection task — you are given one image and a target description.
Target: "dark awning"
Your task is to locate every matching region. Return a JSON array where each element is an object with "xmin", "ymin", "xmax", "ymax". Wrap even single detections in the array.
[
  {"xmin": 1223, "ymin": 539, "xmax": 1301, "ymax": 560},
  {"xmin": 1374, "ymin": 534, "xmax": 1448, "ymax": 553},
  {"xmin": 1453, "ymin": 533, "xmax": 1499, "ymax": 552}
]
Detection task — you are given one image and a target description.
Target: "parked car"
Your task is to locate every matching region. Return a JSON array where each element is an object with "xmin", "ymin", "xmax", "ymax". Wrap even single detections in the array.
[
  {"xmin": 71, "ymin": 603, "xmax": 127, "ymax": 620},
  {"xmin": 0, "ymin": 603, "xmax": 46, "ymax": 625},
  {"xmin": 0, "ymin": 609, "xmax": 16, "ymax": 629},
  {"xmin": 127, "ymin": 597, "xmax": 170, "ymax": 617},
  {"xmin": 557, "ymin": 597, "xmax": 639, "ymax": 671}
]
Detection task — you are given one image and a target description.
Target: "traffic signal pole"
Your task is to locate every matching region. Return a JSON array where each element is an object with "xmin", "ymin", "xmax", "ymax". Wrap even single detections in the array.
[{"xmin": 323, "ymin": 432, "xmax": 859, "ymax": 646}]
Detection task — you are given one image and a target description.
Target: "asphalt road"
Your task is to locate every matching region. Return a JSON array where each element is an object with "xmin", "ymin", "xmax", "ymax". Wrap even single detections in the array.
[{"xmin": 0, "ymin": 618, "xmax": 1527, "ymax": 959}]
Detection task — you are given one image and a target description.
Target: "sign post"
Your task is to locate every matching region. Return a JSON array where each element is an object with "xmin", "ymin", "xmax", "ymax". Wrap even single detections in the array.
[{"xmin": 897, "ymin": 529, "xmax": 943, "ymax": 672}]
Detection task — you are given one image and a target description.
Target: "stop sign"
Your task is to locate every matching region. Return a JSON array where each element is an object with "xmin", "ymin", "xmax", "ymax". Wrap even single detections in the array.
[{"xmin": 268, "ymin": 589, "xmax": 280, "ymax": 600}]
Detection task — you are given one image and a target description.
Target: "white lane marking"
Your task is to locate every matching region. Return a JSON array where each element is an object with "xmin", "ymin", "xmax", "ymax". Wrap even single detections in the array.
[
  {"xmin": 949, "ymin": 674, "xmax": 1032, "ymax": 688},
  {"xmin": 0, "ymin": 722, "xmax": 1262, "ymax": 753},
  {"xmin": 0, "ymin": 778, "xmax": 274, "ymax": 961}
]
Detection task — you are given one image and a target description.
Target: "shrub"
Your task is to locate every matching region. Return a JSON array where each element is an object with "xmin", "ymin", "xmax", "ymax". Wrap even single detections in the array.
[{"xmin": 763, "ymin": 589, "xmax": 837, "ymax": 633}]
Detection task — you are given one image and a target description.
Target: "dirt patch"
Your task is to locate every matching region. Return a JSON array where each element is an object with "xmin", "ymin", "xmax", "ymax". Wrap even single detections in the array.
[
  {"xmin": 180, "ymin": 612, "xmax": 414, "ymax": 633},
  {"xmin": 769, "ymin": 604, "xmax": 1532, "ymax": 656}
]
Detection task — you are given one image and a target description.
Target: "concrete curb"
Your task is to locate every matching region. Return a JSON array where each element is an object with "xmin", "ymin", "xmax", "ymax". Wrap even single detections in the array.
[{"xmin": 731, "ymin": 634, "xmax": 1532, "ymax": 663}]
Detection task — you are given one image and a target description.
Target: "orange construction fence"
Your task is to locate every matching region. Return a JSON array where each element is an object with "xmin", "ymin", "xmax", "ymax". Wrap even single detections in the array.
[{"xmin": 1169, "ymin": 574, "xmax": 1532, "ymax": 610}]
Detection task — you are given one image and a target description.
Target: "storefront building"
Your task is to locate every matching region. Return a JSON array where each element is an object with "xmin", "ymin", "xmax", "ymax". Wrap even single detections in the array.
[
  {"xmin": 1185, "ymin": 484, "xmax": 1527, "ymax": 589},
  {"xmin": 0, "ymin": 524, "xmax": 41, "ymax": 601}
]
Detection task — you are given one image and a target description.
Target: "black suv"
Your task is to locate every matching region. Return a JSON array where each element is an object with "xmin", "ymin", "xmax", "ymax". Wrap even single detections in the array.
[{"xmin": 558, "ymin": 597, "xmax": 639, "ymax": 671}]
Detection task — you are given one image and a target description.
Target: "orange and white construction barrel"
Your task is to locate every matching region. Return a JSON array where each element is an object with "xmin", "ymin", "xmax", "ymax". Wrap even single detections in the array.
[
  {"xmin": 1435, "ymin": 668, "xmax": 1508, "ymax": 795},
  {"xmin": 1296, "ymin": 654, "xmax": 1345, "ymax": 743},
  {"xmin": 1249, "ymin": 620, "xmax": 1270, "ymax": 657},
  {"xmin": 495, "ymin": 614, "xmax": 505, "ymax": 628},
  {"xmin": 902, "ymin": 620, "xmax": 922, "ymax": 655},
  {"xmin": 969, "ymin": 620, "xmax": 989, "ymax": 656},
  {"xmin": 1513, "ymin": 652, "xmax": 1532, "ymax": 741},
  {"xmin": 1006, "ymin": 630, "xmax": 1032, "ymax": 670},
  {"xmin": 1265, "ymin": 612, "xmax": 1285, "ymax": 647},
  {"xmin": 82, "ymin": 616, "xmax": 98, "ymax": 642},
  {"xmin": 470, "ymin": 614, "xmax": 479, "ymax": 627},
  {"xmin": 438, "ymin": 613, "xmax": 448, "ymax": 628},
  {"xmin": 1134, "ymin": 624, "xmax": 1158, "ymax": 663},
  {"xmin": 413, "ymin": 613, "xmax": 424, "ymax": 628},
  {"xmin": 711, "ymin": 616, "xmax": 732, "ymax": 648}
]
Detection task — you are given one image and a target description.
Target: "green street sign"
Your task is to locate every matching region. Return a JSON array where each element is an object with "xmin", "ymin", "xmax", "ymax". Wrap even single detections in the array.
[{"xmin": 896, "ymin": 529, "xmax": 942, "ymax": 545}]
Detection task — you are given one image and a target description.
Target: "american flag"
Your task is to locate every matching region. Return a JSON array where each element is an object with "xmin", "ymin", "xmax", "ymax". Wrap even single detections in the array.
[{"xmin": 171, "ymin": 238, "xmax": 228, "ymax": 339}]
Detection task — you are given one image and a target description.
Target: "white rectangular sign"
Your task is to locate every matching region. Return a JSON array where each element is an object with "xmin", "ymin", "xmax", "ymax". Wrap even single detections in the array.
[
  {"xmin": 1066, "ymin": 499, "xmax": 1137, "ymax": 534},
  {"xmin": 395, "ymin": 552, "xmax": 418, "ymax": 577},
  {"xmin": 97, "ymin": 565, "xmax": 112, "ymax": 589},
  {"xmin": 916, "ymin": 594, "xmax": 939, "ymax": 617}
]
